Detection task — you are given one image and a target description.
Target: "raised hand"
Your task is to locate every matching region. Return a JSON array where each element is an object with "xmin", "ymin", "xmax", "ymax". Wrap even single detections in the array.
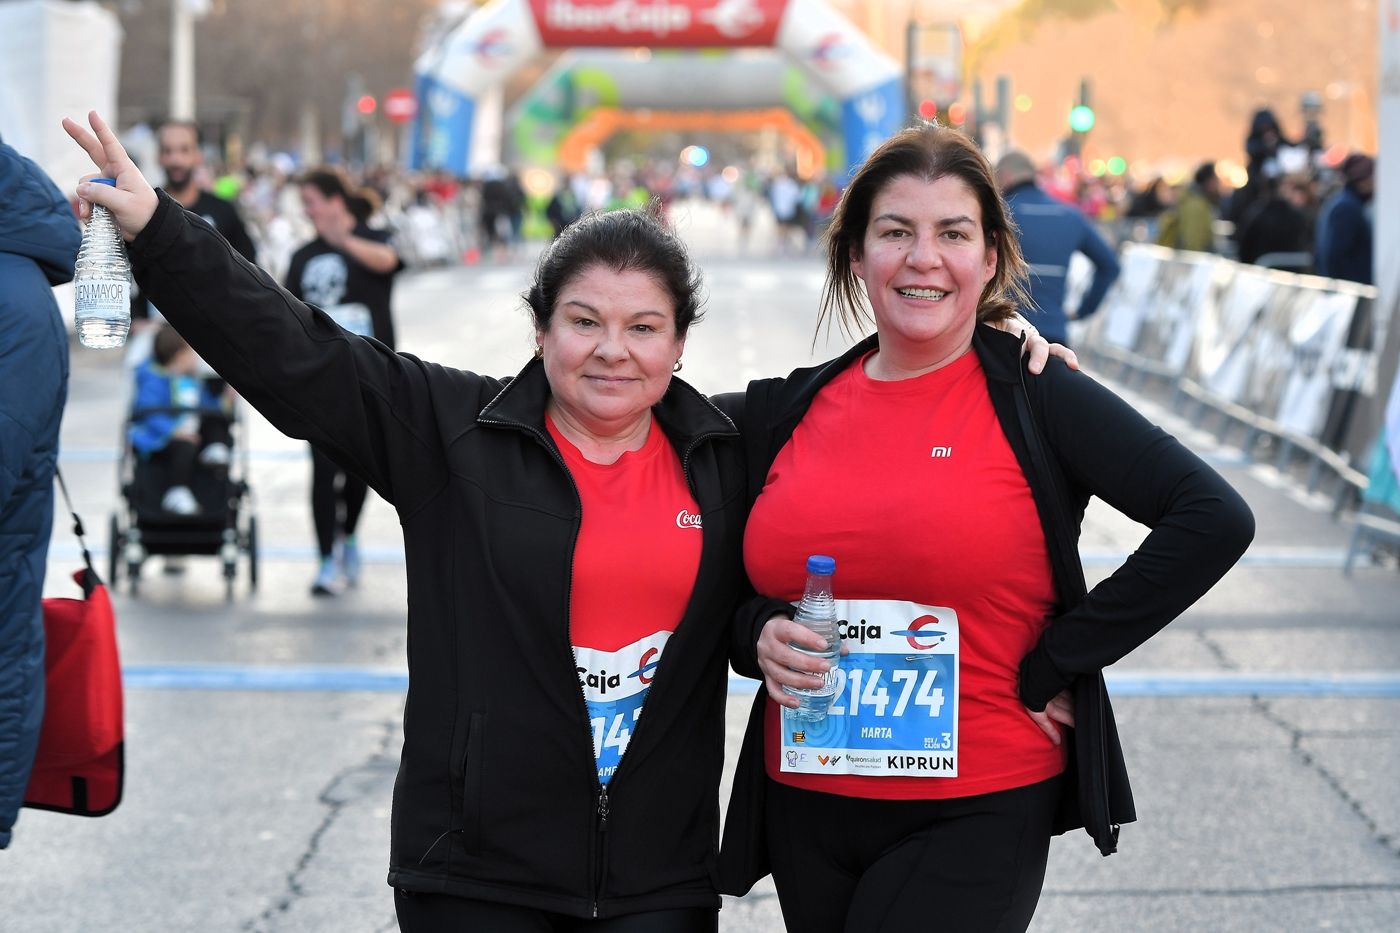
[{"xmin": 61, "ymin": 111, "xmax": 159, "ymax": 240}]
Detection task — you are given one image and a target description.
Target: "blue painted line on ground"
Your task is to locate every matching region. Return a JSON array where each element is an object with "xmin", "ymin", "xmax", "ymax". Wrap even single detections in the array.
[
  {"xmin": 61, "ymin": 448, "xmax": 307, "ymax": 463},
  {"xmin": 125, "ymin": 664, "xmax": 408, "ymax": 692},
  {"xmin": 121, "ymin": 664, "xmax": 1400, "ymax": 697}
]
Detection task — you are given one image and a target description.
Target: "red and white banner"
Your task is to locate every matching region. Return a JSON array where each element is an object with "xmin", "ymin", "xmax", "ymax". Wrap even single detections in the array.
[{"xmin": 528, "ymin": 0, "xmax": 789, "ymax": 48}]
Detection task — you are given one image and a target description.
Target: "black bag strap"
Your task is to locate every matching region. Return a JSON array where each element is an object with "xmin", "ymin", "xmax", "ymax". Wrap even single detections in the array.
[{"xmin": 55, "ymin": 466, "xmax": 101, "ymax": 595}]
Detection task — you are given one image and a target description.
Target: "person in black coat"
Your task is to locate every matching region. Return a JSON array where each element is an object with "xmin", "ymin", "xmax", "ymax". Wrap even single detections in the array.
[{"xmin": 1236, "ymin": 174, "xmax": 1315, "ymax": 271}]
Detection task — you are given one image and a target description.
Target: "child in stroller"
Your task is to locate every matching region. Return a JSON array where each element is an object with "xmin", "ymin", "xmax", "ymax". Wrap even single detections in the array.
[{"xmin": 128, "ymin": 323, "xmax": 233, "ymax": 516}]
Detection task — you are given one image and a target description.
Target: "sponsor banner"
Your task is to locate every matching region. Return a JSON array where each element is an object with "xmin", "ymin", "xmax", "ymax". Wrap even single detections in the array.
[
  {"xmin": 419, "ymin": 0, "xmax": 543, "ymax": 97},
  {"xmin": 780, "ymin": 600, "xmax": 959, "ymax": 778},
  {"xmin": 838, "ymin": 78, "xmax": 903, "ymax": 177},
  {"xmin": 1192, "ymin": 263, "xmax": 1277, "ymax": 401},
  {"xmin": 1094, "ymin": 244, "xmax": 1166, "ymax": 350},
  {"xmin": 1142, "ymin": 255, "xmax": 1222, "ymax": 377},
  {"xmin": 409, "ymin": 73, "xmax": 475, "ymax": 173},
  {"xmin": 1388, "ymin": 363, "xmax": 1400, "ymax": 482},
  {"xmin": 529, "ymin": 0, "xmax": 789, "ymax": 48},
  {"xmin": 1377, "ymin": 0, "xmax": 1399, "ymax": 356},
  {"xmin": 1275, "ymin": 289, "xmax": 1358, "ymax": 437},
  {"xmin": 778, "ymin": 0, "xmax": 900, "ymax": 97}
]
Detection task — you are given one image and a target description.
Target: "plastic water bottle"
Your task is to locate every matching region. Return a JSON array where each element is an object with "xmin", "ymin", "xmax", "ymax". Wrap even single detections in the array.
[
  {"xmin": 73, "ymin": 177, "xmax": 131, "ymax": 349},
  {"xmin": 782, "ymin": 554, "xmax": 839, "ymax": 721}
]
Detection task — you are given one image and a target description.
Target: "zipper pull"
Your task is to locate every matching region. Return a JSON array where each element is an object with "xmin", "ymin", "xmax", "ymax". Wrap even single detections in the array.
[{"xmin": 597, "ymin": 788, "xmax": 610, "ymax": 832}]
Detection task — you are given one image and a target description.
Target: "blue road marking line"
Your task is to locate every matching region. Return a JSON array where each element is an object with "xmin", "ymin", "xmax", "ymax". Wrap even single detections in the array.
[
  {"xmin": 125, "ymin": 664, "xmax": 408, "ymax": 692},
  {"xmin": 121, "ymin": 664, "xmax": 1400, "ymax": 697},
  {"xmin": 60, "ymin": 447, "xmax": 308, "ymax": 462}
]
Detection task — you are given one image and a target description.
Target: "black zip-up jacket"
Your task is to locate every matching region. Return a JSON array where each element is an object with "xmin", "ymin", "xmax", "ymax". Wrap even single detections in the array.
[
  {"xmin": 718, "ymin": 329, "xmax": 1255, "ymax": 892},
  {"xmin": 127, "ymin": 192, "xmax": 751, "ymax": 917}
]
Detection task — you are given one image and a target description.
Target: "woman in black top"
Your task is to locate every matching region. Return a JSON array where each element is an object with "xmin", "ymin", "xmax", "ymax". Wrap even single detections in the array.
[{"xmin": 285, "ymin": 167, "xmax": 404, "ymax": 594}]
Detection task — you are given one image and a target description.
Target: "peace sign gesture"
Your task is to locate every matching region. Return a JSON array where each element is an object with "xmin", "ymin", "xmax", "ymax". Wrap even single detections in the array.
[{"xmin": 61, "ymin": 110, "xmax": 159, "ymax": 240}]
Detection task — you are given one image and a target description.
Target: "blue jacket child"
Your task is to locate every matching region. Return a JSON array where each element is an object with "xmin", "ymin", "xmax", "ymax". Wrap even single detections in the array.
[{"xmin": 128, "ymin": 324, "xmax": 232, "ymax": 515}]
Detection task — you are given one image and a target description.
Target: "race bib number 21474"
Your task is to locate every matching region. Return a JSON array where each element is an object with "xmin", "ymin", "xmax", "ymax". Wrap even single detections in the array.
[{"xmin": 780, "ymin": 600, "xmax": 958, "ymax": 778}]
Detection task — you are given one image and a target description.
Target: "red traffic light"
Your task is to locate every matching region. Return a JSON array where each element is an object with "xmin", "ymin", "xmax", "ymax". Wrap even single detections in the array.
[
  {"xmin": 917, "ymin": 99, "xmax": 938, "ymax": 120},
  {"xmin": 947, "ymin": 102, "xmax": 967, "ymax": 125},
  {"xmin": 356, "ymin": 94, "xmax": 377, "ymax": 115}
]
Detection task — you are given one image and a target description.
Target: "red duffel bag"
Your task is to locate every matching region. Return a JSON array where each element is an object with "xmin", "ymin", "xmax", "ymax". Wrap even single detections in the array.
[{"xmin": 24, "ymin": 473, "xmax": 124, "ymax": 816}]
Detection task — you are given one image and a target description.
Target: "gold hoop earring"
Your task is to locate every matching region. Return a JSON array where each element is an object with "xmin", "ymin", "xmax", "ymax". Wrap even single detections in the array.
[{"xmin": 673, "ymin": 359, "xmax": 683, "ymax": 373}]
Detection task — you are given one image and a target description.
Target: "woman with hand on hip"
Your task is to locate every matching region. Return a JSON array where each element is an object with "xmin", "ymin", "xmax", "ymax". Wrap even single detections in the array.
[{"xmin": 720, "ymin": 124, "xmax": 1255, "ymax": 932}]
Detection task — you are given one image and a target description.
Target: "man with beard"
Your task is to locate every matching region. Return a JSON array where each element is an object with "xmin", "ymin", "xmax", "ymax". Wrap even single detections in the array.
[
  {"xmin": 130, "ymin": 121, "xmax": 259, "ymax": 335},
  {"xmin": 154, "ymin": 120, "xmax": 257, "ymax": 262}
]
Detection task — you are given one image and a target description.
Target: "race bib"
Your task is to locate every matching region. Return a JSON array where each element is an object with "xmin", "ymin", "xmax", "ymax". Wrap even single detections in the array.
[
  {"xmin": 324, "ymin": 302, "xmax": 374, "ymax": 337},
  {"xmin": 575, "ymin": 630, "xmax": 670, "ymax": 784},
  {"xmin": 780, "ymin": 600, "xmax": 959, "ymax": 778}
]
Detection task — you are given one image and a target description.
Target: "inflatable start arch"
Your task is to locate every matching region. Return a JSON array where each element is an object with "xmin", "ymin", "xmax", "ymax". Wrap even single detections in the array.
[{"xmin": 411, "ymin": 0, "xmax": 903, "ymax": 178}]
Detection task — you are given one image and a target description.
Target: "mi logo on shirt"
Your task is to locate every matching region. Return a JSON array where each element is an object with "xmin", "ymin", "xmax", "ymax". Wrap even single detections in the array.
[{"xmin": 930, "ymin": 446, "xmax": 954, "ymax": 459}]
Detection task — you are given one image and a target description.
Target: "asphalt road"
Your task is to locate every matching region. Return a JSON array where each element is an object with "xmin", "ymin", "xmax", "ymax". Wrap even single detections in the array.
[{"xmin": 7, "ymin": 200, "xmax": 1400, "ymax": 932}]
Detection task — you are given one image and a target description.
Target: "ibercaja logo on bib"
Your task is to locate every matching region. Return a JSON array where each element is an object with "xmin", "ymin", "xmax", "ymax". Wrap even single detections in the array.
[{"xmin": 780, "ymin": 600, "xmax": 960, "ymax": 778}]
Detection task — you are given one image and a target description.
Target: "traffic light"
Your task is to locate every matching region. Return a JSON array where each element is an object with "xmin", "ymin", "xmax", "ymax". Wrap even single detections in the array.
[
  {"xmin": 917, "ymin": 99, "xmax": 938, "ymax": 121},
  {"xmin": 1068, "ymin": 104, "xmax": 1095, "ymax": 133}
]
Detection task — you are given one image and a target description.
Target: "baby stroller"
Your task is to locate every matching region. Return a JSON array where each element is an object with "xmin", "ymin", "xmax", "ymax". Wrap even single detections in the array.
[{"xmin": 107, "ymin": 382, "xmax": 259, "ymax": 601}]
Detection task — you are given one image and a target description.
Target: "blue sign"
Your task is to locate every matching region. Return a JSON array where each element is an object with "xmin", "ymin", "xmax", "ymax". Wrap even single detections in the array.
[{"xmin": 409, "ymin": 72, "xmax": 475, "ymax": 175}]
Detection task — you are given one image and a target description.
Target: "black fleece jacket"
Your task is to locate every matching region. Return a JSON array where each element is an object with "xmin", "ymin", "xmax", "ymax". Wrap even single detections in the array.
[
  {"xmin": 127, "ymin": 191, "xmax": 753, "ymax": 918},
  {"xmin": 718, "ymin": 329, "xmax": 1255, "ymax": 892}
]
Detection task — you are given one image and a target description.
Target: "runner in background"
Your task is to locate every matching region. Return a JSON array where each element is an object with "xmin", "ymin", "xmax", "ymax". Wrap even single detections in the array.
[{"xmin": 285, "ymin": 166, "xmax": 403, "ymax": 595}]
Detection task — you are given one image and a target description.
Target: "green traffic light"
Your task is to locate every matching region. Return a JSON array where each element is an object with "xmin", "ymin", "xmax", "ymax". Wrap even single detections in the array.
[{"xmin": 1069, "ymin": 104, "xmax": 1095, "ymax": 133}]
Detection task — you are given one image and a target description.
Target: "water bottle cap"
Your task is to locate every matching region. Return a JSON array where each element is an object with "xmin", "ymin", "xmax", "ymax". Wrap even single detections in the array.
[
  {"xmin": 92, "ymin": 178, "xmax": 117, "ymax": 187},
  {"xmin": 806, "ymin": 554, "xmax": 835, "ymax": 575}
]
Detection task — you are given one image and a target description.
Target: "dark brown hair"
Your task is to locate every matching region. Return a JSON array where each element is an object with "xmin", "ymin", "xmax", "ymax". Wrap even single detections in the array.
[
  {"xmin": 818, "ymin": 123, "xmax": 1030, "ymax": 341},
  {"xmin": 525, "ymin": 200, "xmax": 705, "ymax": 339},
  {"xmin": 153, "ymin": 322, "xmax": 190, "ymax": 367},
  {"xmin": 299, "ymin": 165, "xmax": 382, "ymax": 225}
]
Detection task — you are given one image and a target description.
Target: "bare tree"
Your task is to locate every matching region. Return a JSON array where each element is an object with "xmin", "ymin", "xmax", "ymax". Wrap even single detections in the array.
[{"xmin": 115, "ymin": 0, "xmax": 445, "ymax": 155}]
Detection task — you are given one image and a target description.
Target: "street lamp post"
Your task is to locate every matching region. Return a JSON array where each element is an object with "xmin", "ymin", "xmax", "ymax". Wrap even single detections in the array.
[{"xmin": 170, "ymin": 0, "xmax": 211, "ymax": 122}]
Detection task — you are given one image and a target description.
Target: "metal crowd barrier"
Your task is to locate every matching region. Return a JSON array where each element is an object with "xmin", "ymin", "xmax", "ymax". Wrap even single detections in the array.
[{"xmin": 1077, "ymin": 243, "xmax": 1384, "ymax": 516}]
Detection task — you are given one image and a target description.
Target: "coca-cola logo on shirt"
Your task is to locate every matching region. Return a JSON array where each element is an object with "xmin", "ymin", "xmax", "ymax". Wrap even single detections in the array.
[{"xmin": 675, "ymin": 509, "xmax": 703, "ymax": 529}]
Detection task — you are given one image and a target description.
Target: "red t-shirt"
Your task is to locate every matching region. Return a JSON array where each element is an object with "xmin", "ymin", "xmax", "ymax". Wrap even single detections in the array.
[
  {"xmin": 744, "ymin": 350, "xmax": 1064, "ymax": 799},
  {"xmin": 547, "ymin": 414, "xmax": 702, "ymax": 783}
]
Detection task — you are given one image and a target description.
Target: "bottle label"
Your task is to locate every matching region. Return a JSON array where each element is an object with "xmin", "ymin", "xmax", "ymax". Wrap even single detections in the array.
[
  {"xmin": 74, "ymin": 278, "xmax": 129, "ymax": 314},
  {"xmin": 780, "ymin": 600, "xmax": 959, "ymax": 778}
]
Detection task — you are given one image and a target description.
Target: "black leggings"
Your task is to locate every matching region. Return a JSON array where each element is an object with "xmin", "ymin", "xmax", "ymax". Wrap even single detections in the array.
[
  {"xmin": 152, "ymin": 416, "xmax": 232, "ymax": 491},
  {"xmin": 766, "ymin": 776, "xmax": 1061, "ymax": 933},
  {"xmin": 310, "ymin": 445, "xmax": 368, "ymax": 558},
  {"xmin": 393, "ymin": 890, "xmax": 717, "ymax": 933}
]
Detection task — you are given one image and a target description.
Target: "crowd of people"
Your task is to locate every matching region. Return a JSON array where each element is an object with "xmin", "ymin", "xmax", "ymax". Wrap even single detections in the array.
[{"xmin": 1119, "ymin": 106, "xmax": 1376, "ymax": 284}]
